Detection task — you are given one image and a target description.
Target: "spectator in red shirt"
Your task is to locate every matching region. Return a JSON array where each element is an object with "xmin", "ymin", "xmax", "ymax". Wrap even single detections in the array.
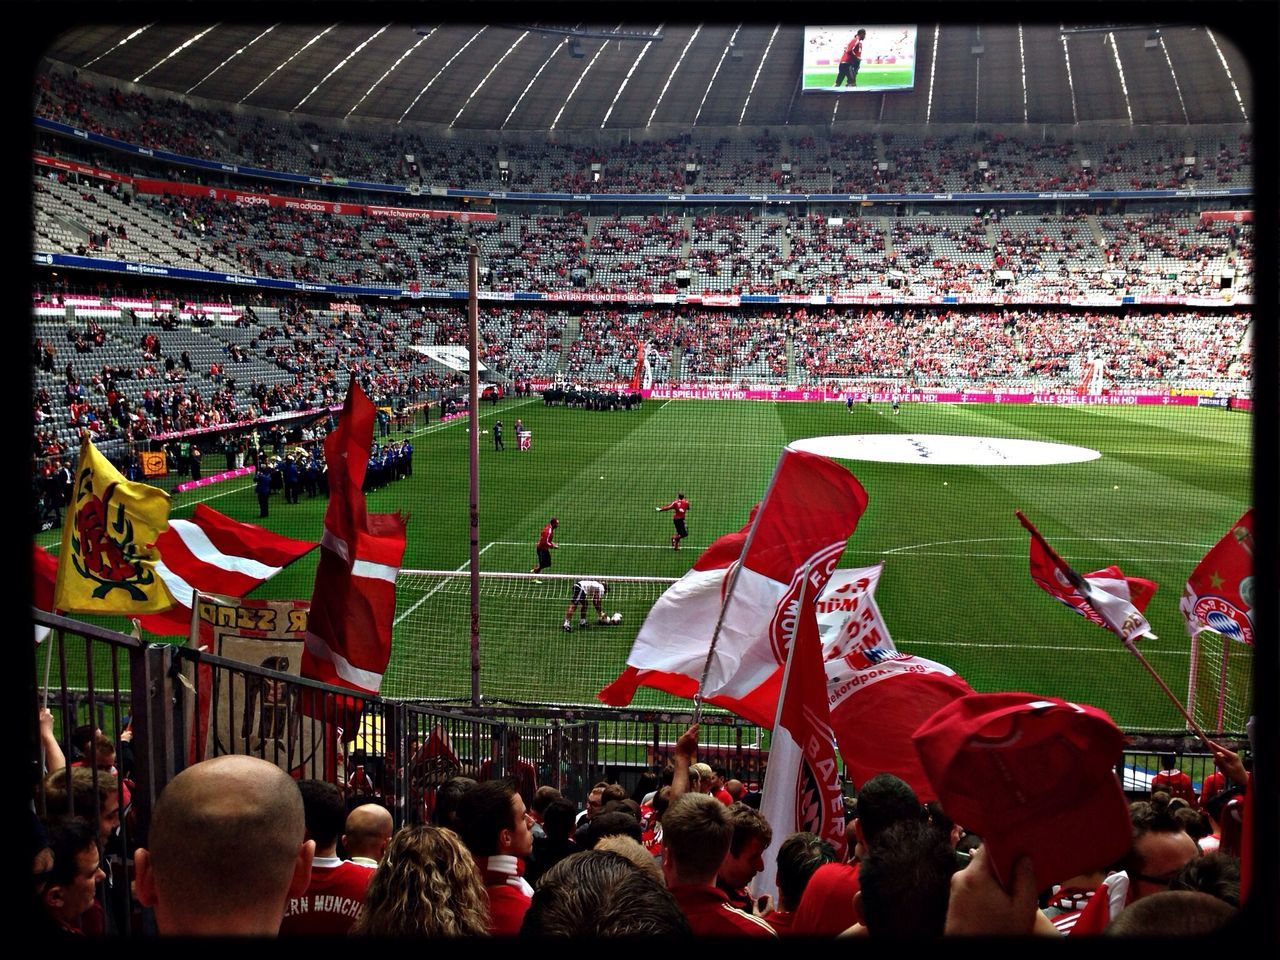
[
  {"xmin": 661, "ymin": 793, "xmax": 776, "ymax": 937},
  {"xmin": 1151, "ymin": 754, "xmax": 1197, "ymax": 804},
  {"xmin": 279, "ymin": 780, "xmax": 375, "ymax": 935},
  {"xmin": 456, "ymin": 779, "xmax": 536, "ymax": 935},
  {"xmin": 763, "ymin": 831, "xmax": 838, "ymax": 933}
]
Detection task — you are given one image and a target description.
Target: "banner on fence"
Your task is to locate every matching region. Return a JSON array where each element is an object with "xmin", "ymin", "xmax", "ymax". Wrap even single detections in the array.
[{"xmin": 192, "ymin": 596, "xmax": 336, "ymax": 780}]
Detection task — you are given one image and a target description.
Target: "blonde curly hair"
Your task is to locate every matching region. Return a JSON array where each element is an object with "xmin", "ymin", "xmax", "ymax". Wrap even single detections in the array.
[{"xmin": 351, "ymin": 825, "xmax": 490, "ymax": 937}]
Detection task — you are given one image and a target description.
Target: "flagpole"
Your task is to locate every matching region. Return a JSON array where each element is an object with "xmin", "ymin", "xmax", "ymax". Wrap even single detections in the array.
[
  {"xmin": 692, "ymin": 447, "xmax": 790, "ymax": 724},
  {"xmin": 751, "ymin": 562, "xmax": 810, "ymax": 902},
  {"xmin": 1016, "ymin": 511, "xmax": 1217, "ymax": 749},
  {"xmin": 467, "ymin": 244, "xmax": 482, "ymax": 708},
  {"xmin": 43, "ymin": 626, "xmax": 58, "ymax": 708}
]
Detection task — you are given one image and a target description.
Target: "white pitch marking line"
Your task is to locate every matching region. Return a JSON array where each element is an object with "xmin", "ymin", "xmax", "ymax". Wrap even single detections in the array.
[
  {"xmin": 904, "ymin": 640, "xmax": 1190, "ymax": 657},
  {"xmin": 855, "ymin": 552, "xmax": 1199, "ymax": 564},
  {"xmin": 172, "ymin": 482, "xmax": 255, "ymax": 510},
  {"xmin": 882, "ymin": 536, "xmax": 1212, "ymax": 555},
  {"xmin": 167, "ymin": 398, "xmax": 541, "ymax": 513},
  {"xmin": 395, "ymin": 541, "xmax": 496, "ymax": 625},
  {"xmin": 487, "ymin": 540, "xmax": 686, "ymax": 550}
]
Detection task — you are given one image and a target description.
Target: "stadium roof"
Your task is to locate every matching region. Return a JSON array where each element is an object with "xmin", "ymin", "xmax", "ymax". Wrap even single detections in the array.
[{"xmin": 40, "ymin": 21, "xmax": 1254, "ymax": 133}]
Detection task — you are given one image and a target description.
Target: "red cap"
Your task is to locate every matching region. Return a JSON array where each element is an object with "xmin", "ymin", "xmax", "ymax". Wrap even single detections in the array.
[{"xmin": 913, "ymin": 692, "xmax": 1131, "ymax": 892}]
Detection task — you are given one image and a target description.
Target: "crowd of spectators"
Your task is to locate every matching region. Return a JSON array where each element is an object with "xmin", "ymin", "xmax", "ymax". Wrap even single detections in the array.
[
  {"xmin": 34, "ymin": 173, "xmax": 1255, "ymax": 303},
  {"xmin": 30, "ymin": 296, "xmax": 1251, "ymax": 457},
  {"xmin": 35, "ymin": 70, "xmax": 1253, "ymax": 196},
  {"xmin": 31, "ymin": 712, "xmax": 1251, "ymax": 938}
]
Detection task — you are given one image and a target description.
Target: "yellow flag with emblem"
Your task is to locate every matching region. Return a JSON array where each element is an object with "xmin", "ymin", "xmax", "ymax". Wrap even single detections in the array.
[{"xmin": 54, "ymin": 437, "xmax": 176, "ymax": 614}]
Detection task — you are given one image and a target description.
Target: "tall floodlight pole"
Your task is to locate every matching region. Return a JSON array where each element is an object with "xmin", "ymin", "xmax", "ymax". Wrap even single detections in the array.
[{"xmin": 468, "ymin": 246, "xmax": 482, "ymax": 706}]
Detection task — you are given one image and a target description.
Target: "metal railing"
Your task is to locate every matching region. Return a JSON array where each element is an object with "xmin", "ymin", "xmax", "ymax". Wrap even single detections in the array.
[{"xmin": 30, "ymin": 608, "xmax": 1250, "ymax": 936}]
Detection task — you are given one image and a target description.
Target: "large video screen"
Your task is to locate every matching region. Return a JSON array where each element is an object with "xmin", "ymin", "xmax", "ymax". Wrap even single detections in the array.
[{"xmin": 803, "ymin": 25, "xmax": 918, "ymax": 93}]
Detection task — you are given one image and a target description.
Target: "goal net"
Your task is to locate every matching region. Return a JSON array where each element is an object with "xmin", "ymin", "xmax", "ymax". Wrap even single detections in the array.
[
  {"xmin": 1186, "ymin": 630, "xmax": 1254, "ymax": 735},
  {"xmin": 386, "ymin": 569, "xmax": 680, "ymax": 705}
]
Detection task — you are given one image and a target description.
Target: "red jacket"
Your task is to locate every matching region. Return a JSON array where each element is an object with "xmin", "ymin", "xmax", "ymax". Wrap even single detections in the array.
[{"xmin": 669, "ymin": 885, "xmax": 775, "ymax": 937}]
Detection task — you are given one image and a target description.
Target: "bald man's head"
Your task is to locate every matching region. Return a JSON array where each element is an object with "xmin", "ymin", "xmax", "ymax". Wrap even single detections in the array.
[
  {"xmin": 343, "ymin": 803, "xmax": 394, "ymax": 863},
  {"xmin": 137, "ymin": 755, "xmax": 312, "ymax": 935}
]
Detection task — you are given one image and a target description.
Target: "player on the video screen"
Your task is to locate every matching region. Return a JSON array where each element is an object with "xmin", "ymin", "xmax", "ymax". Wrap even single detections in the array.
[{"xmin": 835, "ymin": 29, "xmax": 866, "ymax": 88}]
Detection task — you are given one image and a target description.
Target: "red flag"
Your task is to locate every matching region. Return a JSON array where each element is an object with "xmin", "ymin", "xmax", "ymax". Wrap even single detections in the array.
[
  {"xmin": 1027, "ymin": 531, "xmax": 1158, "ymax": 642},
  {"xmin": 136, "ymin": 504, "xmax": 317, "ymax": 635},
  {"xmin": 33, "ymin": 543, "xmax": 59, "ymax": 644},
  {"xmin": 813, "ymin": 566, "xmax": 973, "ymax": 800},
  {"xmin": 757, "ymin": 592, "xmax": 848, "ymax": 871},
  {"xmin": 629, "ymin": 341, "xmax": 651, "ymax": 391},
  {"xmin": 301, "ymin": 382, "xmax": 407, "ymax": 697},
  {"xmin": 411, "ymin": 725, "xmax": 462, "ymax": 822},
  {"xmin": 1179, "ymin": 509, "xmax": 1254, "ymax": 645},
  {"xmin": 599, "ymin": 448, "xmax": 868, "ymax": 727}
]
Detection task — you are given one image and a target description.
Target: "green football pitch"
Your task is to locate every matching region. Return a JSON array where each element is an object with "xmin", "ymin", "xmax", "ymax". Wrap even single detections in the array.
[
  {"xmin": 39, "ymin": 397, "xmax": 1251, "ymax": 730},
  {"xmin": 804, "ymin": 65, "xmax": 916, "ymax": 91}
]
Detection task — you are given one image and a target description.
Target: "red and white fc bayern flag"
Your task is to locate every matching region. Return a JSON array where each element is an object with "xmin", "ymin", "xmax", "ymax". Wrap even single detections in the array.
[
  {"xmin": 136, "ymin": 504, "xmax": 317, "ymax": 635},
  {"xmin": 301, "ymin": 382, "xmax": 407, "ymax": 696},
  {"xmin": 817, "ymin": 566, "xmax": 972, "ymax": 801},
  {"xmin": 755, "ymin": 593, "xmax": 849, "ymax": 888},
  {"xmin": 1179, "ymin": 509, "xmax": 1254, "ymax": 645},
  {"xmin": 599, "ymin": 447, "xmax": 869, "ymax": 728},
  {"xmin": 1027, "ymin": 535, "xmax": 1158, "ymax": 643}
]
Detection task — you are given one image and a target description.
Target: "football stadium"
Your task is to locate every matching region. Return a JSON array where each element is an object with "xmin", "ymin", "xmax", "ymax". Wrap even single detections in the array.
[{"xmin": 23, "ymin": 12, "xmax": 1274, "ymax": 938}]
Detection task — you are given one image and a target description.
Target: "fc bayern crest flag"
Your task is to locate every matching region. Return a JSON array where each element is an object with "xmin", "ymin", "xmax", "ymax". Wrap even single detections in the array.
[
  {"xmin": 755, "ymin": 588, "xmax": 848, "ymax": 883},
  {"xmin": 1026, "ymin": 531, "xmax": 1158, "ymax": 643},
  {"xmin": 599, "ymin": 447, "xmax": 869, "ymax": 727},
  {"xmin": 817, "ymin": 566, "xmax": 972, "ymax": 801},
  {"xmin": 1180, "ymin": 510, "xmax": 1254, "ymax": 645},
  {"xmin": 55, "ymin": 437, "xmax": 175, "ymax": 615}
]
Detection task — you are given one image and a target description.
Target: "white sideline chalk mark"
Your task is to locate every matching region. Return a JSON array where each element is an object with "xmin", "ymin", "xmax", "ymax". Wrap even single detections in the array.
[
  {"xmin": 904, "ymin": 640, "xmax": 1190, "ymax": 657},
  {"xmin": 487, "ymin": 540, "xmax": 686, "ymax": 550},
  {"xmin": 395, "ymin": 541, "xmax": 495, "ymax": 625},
  {"xmin": 882, "ymin": 535, "xmax": 1211, "ymax": 556},
  {"xmin": 865, "ymin": 553, "xmax": 1197, "ymax": 564},
  {"xmin": 172, "ymin": 483, "xmax": 254, "ymax": 511}
]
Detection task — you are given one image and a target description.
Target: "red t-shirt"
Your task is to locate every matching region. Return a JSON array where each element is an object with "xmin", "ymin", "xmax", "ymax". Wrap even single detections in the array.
[
  {"xmin": 661, "ymin": 498, "xmax": 690, "ymax": 519},
  {"xmin": 537, "ymin": 523, "xmax": 557, "ymax": 549},
  {"xmin": 279, "ymin": 858, "xmax": 375, "ymax": 936},
  {"xmin": 1199, "ymin": 770, "xmax": 1226, "ymax": 808},
  {"xmin": 1151, "ymin": 769, "xmax": 1196, "ymax": 803},
  {"xmin": 789, "ymin": 861, "xmax": 860, "ymax": 936},
  {"xmin": 669, "ymin": 885, "xmax": 776, "ymax": 937}
]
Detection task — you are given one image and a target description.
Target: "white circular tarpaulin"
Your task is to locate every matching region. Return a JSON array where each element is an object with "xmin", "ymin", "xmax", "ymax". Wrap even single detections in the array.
[{"xmin": 788, "ymin": 434, "xmax": 1101, "ymax": 466}]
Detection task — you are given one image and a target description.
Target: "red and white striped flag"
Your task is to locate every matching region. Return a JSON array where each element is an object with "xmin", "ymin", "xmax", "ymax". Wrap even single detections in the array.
[
  {"xmin": 301, "ymin": 382, "xmax": 407, "ymax": 696},
  {"xmin": 599, "ymin": 447, "xmax": 868, "ymax": 728},
  {"xmin": 1027, "ymin": 533, "xmax": 1158, "ymax": 643},
  {"xmin": 136, "ymin": 504, "xmax": 317, "ymax": 636}
]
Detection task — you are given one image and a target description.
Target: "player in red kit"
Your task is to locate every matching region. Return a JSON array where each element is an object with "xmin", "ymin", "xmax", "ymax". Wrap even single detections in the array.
[
  {"xmin": 657, "ymin": 492, "xmax": 690, "ymax": 550},
  {"xmin": 835, "ymin": 29, "xmax": 866, "ymax": 88},
  {"xmin": 531, "ymin": 517, "xmax": 559, "ymax": 574}
]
